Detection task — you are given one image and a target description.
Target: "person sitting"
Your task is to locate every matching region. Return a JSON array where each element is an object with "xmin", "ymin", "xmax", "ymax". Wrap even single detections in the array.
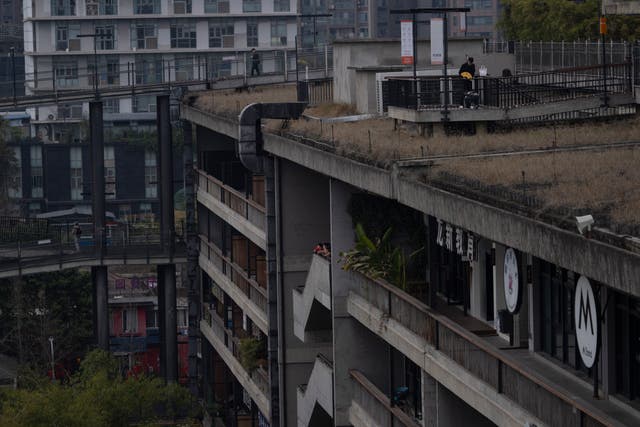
[{"xmin": 459, "ymin": 57, "xmax": 475, "ymax": 93}]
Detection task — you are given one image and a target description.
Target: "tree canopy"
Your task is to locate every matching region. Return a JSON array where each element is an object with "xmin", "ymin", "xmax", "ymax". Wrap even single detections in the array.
[
  {"xmin": 0, "ymin": 350, "xmax": 198, "ymax": 427},
  {"xmin": 499, "ymin": 0, "xmax": 640, "ymax": 41}
]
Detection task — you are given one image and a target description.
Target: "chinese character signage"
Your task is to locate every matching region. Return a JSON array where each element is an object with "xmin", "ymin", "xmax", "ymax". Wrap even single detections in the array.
[
  {"xmin": 401, "ymin": 20, "xmax": 414, "ymax": 65},
  {"xmin": 436, "ymin": 219, "xmax": 477, "ymax": 261}
]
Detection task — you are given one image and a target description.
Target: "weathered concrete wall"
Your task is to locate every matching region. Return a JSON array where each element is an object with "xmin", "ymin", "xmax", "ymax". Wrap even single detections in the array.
[
  {"xmin": 333, "ymin": 38, "xmax": 485, "ymax": 106},
  {"xmin": 437, "ymin": 382, "xmax": 495, "ymax": 427}
]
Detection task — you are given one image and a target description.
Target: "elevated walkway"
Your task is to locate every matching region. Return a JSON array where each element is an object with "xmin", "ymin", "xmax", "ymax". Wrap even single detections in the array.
[
  {"xmin": 293, "ymin": 254, "xmax": 332, "ymax": 343},
  {"xmin": 297, "ymin": 354, "xmax": 334, "ymax": 427}
]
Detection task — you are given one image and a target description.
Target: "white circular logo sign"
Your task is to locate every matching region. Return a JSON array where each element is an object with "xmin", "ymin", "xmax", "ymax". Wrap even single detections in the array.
[
  {"xmin": 574, "ymin": 276, "xmax": 599, "ymax": 368},
  {"xmin": 503, "ymin": 248, "xmax": 520, "ymax": 314}
]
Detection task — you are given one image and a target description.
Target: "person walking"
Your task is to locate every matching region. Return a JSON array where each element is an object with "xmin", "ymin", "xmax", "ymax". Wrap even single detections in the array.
[
  {"xmin": 250, "ymin": 48, "xmax": 260, "ymax": 76},
  {"xmin": 72, "ymin": 222, "xmax": 82, "ymax": 252}
]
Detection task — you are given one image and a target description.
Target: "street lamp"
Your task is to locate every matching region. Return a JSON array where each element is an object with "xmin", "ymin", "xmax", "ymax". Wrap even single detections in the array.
[
  {"xmin": 48, "ymin": 336, "xmax": 55, "ymax": 381},
  {"xmin": 78, "ymin": 32, "xmax": 109, "ymax": 100}
]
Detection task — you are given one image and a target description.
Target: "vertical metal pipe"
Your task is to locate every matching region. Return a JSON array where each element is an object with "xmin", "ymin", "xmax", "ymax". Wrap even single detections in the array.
[
  {"xmin": 157, "ymin": 95, "xmax": 174, "ymax": 254},
  {"xmin": 183, "ymin": 120, "xmax": 200, "ymax": 396},
  {"xmin": 163, "ymin": 264, "xmax": 178, "ymax": 383},
  {"xmin": 90, "ymin": 101, "xmax": 105, "ymax": 256},
  {"xmin": 92, "ymin": 266, "xmax": 109, "ymax": 350}
]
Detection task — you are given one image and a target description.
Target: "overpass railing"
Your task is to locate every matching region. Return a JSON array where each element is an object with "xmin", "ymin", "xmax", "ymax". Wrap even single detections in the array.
[
  {"xmin": 0, "ymin": 223, "xmax": 186, "ymax": 275},
  {"xmin": 383, "ymin": 62, "xmax": 632, "ymax": 111}
]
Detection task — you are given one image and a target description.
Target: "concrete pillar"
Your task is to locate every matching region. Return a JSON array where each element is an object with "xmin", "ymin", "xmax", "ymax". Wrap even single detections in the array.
[
  {"xmin": 266, "ymin": 157, "xmax": 280, "ymax": 426},
  {"xmin": 157, "ymin": 95, "xmax": 174, "ymax": 255},
  {"xmin": 92, "ymin": 266, "xmax": 109, "ymax": 350},
  {"xmin": 89, "ymin": 101, "xmax": 105, "ymax": 256},
  {"xmin": 183, "ymin": 119, "xmax": 200, "ymax": 396},
  {"xmin": 422, "ymin": 370, "xmax": 437, "ymax": 427},
  {"xmin": 158, "ymin": 264, "xmax": 178, "ymax": 383}
]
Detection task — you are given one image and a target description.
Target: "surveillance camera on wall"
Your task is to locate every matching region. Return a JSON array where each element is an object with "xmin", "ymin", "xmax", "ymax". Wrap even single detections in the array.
[{"xmin": 576, "ymin": 215, "xmax": 594, "ymax": 235}]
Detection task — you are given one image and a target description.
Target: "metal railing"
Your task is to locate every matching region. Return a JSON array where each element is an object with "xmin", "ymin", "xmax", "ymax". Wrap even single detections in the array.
[
  {"xmin": 350, "ymin": 271, "xmax": 609, "ymax": 427},
  {"xmin": 0, "ymin": 222, "xmax": 186, "ymax": 276},
  {"xmin": 350, "ymin": 370, "xmax": 421, "ymax": 427},
  {"xmin": 199, "ymin": 236, "xmax": 268, "ymax": 314},
  {"xmin": 383, "ymin": 62, "xmax": 632, "ymax": 111},
  {"xmin": 196, "ymin": 168, "xmax": 266, "ymax": 233},
  {"xmin": 297, "ymin": 77, "xmax": 333, "ymax": 106}
]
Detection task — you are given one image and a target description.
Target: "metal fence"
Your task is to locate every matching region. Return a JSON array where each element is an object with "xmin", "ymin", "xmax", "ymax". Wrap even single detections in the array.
[{"xmin": 383, "ymin": 62, "xmax": 632, "ymax": 111}]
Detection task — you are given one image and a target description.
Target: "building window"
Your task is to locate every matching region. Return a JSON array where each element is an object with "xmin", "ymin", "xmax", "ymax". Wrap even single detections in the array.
[
  {"xmin": 86, "ymin": 0, "xmax": 117, "ymax": 15},
  {"xmin": 103, "ymin": 98, "xmax": 119, "ymax": 114},
  {"xmin": 270, "ymin": 20, "xmax": 287, "ymax": 46},
  {"xmin": 104, "ymin": 146, "xmax": 115, "ymax": 200},
  {"xmin": 274, "ymin": 0, "xmax": 289, "ymax": 12},
  {"xmin": 88, "ymin": 58, "xmax": 119, "ymax": 87},
  {"xmin": 54, "ymin": 60, "xmax": 79, "ymax": 88},
  {"xmin": 144, "ymin": 151, "xmax": 157, "ymax": 198},
  {"xmin": 133, "ymin": 94, "xmax": 157, "ymax": 112},
  {"xmin": 170, "ymin": 23, "xmax": 196, "ymax": 48},
  {"xmin": 139, "ymin": 202, "xmax": 153, "ymax": 221},
  {"xmin": 95, "ymin": 24, "xmax": 116, "ymax": 50},
  {"xmin": 55, "ymin": 23, "xmax": 80, "ymax": 51},
  {"xmin": 30, "ymin": 146, "xmax": 43, "ymax": 198},
  {"xmin": 208, "ymin": 23, "xmax": 234, "ymax": 48},
  {"xmin": 7, "ymin": 147, "xmax": 21, "ymax": 199},
  {"xmin": 614, "ymin": 291, "xmax": 640, "ymax": 401},
  {"xmin": 174, "ymin": 55, "xmax": 193, "ymax": 81},
  {"xmin": 177, "ymin": 308, "xmax": 188, "ymax": 328},
  {"xmin": 51, "ymin": 0, "xmax": 76, "ymax": 16},
  {"xmin": 70, "ymin": 147, "xmax": 82, "ymax": 200},
  {"xmin": 135, "ymin": 56, "xmax": 162, "ymax": 84},
  {"xmin": 246, "ymin": 19, "xmax": 258, "ymax": 47},
  {"xmin": 122, "ymin": 308, "xmax": 138, "ymax": 333},
  {"xmin": 134, "ymin": 0, "xmax": 160, "ymax": 14},
  {"xmin": 464, "ymin": 0, "xmax": 493, "ymax": 9},
  {"xmin": 205, "ymin": 0, "xmax": 229, "ymax": 13},
  {"xmin": 467, "ymin": 16, "xmax": 493, "ymax": 26},
  {"xmin": 173, "ymin": 0, "xmax": 191, "ymax": 14},
  {"xmin": 243, "ymin": 0, "xmax": 261, "ymax": 13},
  {"xmin": 131, "ymin": 22, "xmax": 158, "ymax": 49},
  {"xmin": 146, "ymin": 307, "xmax": 158, "ymax": 328}
]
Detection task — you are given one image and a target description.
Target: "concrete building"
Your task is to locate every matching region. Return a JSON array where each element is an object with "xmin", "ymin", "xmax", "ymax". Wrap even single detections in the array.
[
  {"xmin": 22, "ymin": 0, "xmax": 299, "ymax": 144},
  {"xmin": 181, "ymin": 37, "xmax": 640, "ymax": 427}
]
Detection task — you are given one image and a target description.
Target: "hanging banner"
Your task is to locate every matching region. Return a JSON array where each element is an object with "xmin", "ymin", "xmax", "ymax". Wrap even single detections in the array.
[
  {"xmin": 574, "ymin": 276, "xmax": 599, "ymax": 368},
  {"xmin": 401, "ymin": 20, "xmax": 414, "ymax": 65},
  {"xmin": 503, "ymin": 248, "xmax": 521, "ymax": 314},
  {"xmin": 430, "ymin": 18, "xmax": 444, "ymax": 65}
]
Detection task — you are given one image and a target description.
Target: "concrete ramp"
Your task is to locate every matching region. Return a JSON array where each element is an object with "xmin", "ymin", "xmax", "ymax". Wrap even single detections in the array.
[
  {"xmin": 293, "ymin": 254, "xmax": 332, "ymax": 343},
  {"xmin": 296, "ymin": 355, "xmax": 334, "ymax": 427}
]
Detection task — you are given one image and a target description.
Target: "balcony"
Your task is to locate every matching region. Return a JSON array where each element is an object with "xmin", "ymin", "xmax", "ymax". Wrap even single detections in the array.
[
  {"xmin": 347, "ymin": 271, "xmax": 623, "ymax": 427},
  {"xmin": 349, "ymin": 370, "xmax": 419, "ymax": 427},
  {"xmin": 196, "ymin": 168, "xmax": 266, "ymax": 250},
  {"xmin": 200, "ymin": 308, "xmax": 270, "ymax": 419},
  {"xmin": 297, "ymin": 354, "xmax": 334, "ymax": 427},
  {"xmin": 199, "ymin": 236, "xmax": 268, "ymax": 334},
  {"xmin": 293, "ymin": 254, "xmax": 332, "ymax": 343}
]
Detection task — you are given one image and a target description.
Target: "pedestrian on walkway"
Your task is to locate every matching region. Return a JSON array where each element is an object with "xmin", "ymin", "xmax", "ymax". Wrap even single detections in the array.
[
  {"xmin": 72, "ymin": 222, "xmax": 81, "ymax": 252},
  {"xmin": 251, "ymin": 48, "xmax": 261, "ymax": 76}
]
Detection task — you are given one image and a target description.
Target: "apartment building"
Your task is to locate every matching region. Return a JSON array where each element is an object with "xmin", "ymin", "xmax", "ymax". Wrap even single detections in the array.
[
  {"xmin": 22, "ymin": 0, "xmax": 298, "ymax": 144},
  {"xmin": 181, "ymin": 41, "xmax": 640, "ymax": 427}
]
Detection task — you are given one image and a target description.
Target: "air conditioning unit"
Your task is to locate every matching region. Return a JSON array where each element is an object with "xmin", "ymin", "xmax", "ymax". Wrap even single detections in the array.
[
  {"xmin": 219, "ymin": 2, "xmax": 230, "ymax": 13},
  {"xmin": 174, "ymin": 2, "xmax": 186, "ymax": 13},
  {"xmin": 222, "ymin": 35, "xmax": 234, "ymax": 48},
  {"xmin": 68, "ymin": 39, "xmax": 81, "ymax": 51},
  {"xmin": 146, "ymin": 37, "xmax": 157, "ymax": 49},
  {"xmin": 47, "ymin": 113, "xmax": 55, "ymax": 121}
]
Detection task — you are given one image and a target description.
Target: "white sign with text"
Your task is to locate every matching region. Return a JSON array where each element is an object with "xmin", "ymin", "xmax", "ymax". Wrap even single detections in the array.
[{"xmin": 574, "ymin": 276, "xmax": 599, "ymax": 368}]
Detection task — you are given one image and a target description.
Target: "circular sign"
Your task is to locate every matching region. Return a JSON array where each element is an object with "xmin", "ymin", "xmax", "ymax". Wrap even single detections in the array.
[
  {"xmin": 503, "ymin": 248, "xmax": 520, "ymax": 314},
  {"xmin": 574, "ymin": 276, "xmax": 599, "ymax": 368}
]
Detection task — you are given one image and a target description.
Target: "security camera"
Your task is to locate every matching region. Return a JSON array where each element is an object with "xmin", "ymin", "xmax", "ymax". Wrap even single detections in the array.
[{"xmin": 576, "ymin": 215, "xmax": 594, "ymax": 235}]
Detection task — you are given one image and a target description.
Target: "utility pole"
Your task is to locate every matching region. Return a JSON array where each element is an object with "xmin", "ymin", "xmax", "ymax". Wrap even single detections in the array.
[{"xmin": 9, "ymin": 47, "xmax": 16, "ymax": 106}]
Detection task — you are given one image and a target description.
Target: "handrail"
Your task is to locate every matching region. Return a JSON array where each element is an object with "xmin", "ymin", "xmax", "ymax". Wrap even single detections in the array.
[
  {"xmin": 355, "ymin": 272, "xmax": 613, "ymax": 427},
  {"xmin": 195, "ymin": 168, "xmax": 266, "ymax": 213},
  {"xmin": 199, "ymin": 235, "xmax": 267, "ymax": 299},
  {"xmin": 350, "ymin": 369, "xmax": 420, "ymax": 427}
]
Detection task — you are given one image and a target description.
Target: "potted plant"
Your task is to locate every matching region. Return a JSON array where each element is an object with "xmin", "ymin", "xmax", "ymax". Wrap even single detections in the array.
[{"xmin": 238, "ymin": 336, "xmax": 263, "ymax": 373}]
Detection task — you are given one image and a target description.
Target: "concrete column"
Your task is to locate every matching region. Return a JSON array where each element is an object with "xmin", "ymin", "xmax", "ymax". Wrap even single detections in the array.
[
  {"xmin": 158, "ymin": 264, "xmax": 178, "ymax": 383},
  {"xmin": 89, "ymin": 101, "xmax": 105, "ymax": 256},
  {"xmin": 183, "ymin": 119, "xmax": 200, "ymax": 397},
  {"xmin": 422, "ymin": 370, "xmax": 437, "ymax": 427},
  {"xmin": 157, "ymin": 95, "xmax": 174, "ymax": 255},
  {"xmin": 92, "ymin": 266, "xmax": 109, "ymax": 350}
]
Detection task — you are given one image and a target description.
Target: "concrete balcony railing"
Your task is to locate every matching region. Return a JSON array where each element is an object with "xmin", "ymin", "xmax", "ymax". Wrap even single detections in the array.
[
  {"xmin": 293, "ymin": 254, "xmax": 332, "ymax": 343},
  {"xmin": 201, "ymin": 308, "xmax": 270, "ymax": 418},
  {"xmin": 348, "ymin": 272, "xmax": 613, "ymax": 427},
  {"xmin": 297, "ymin": 354, "xmax": 334, "ymax": 427},
  {"xmin": 196, "ymin": 168, "xmax": 266, "ymax": 250},
  {"xmin": 199, "ymin": 236, "xmax": 268, "ymax": 333},
  {"xmin": 349, "ymin": 370, "xmax": 420, "ymax": 427}
]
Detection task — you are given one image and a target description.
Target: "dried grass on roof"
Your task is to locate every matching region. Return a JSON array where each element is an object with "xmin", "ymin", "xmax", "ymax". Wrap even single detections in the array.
[
  {"xmin": 426, "ymin": 146, "xmax": 640, "ymax": 233},
  {"xmin": 193, "ymin": 85, "xmax": 296, "ymax": 118}
]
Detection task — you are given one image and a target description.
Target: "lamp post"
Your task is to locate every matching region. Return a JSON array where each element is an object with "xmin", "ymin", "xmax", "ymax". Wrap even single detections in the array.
[{"xmin": 78, "ymin": 32, "xmax": 108, "ymax": 100}]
